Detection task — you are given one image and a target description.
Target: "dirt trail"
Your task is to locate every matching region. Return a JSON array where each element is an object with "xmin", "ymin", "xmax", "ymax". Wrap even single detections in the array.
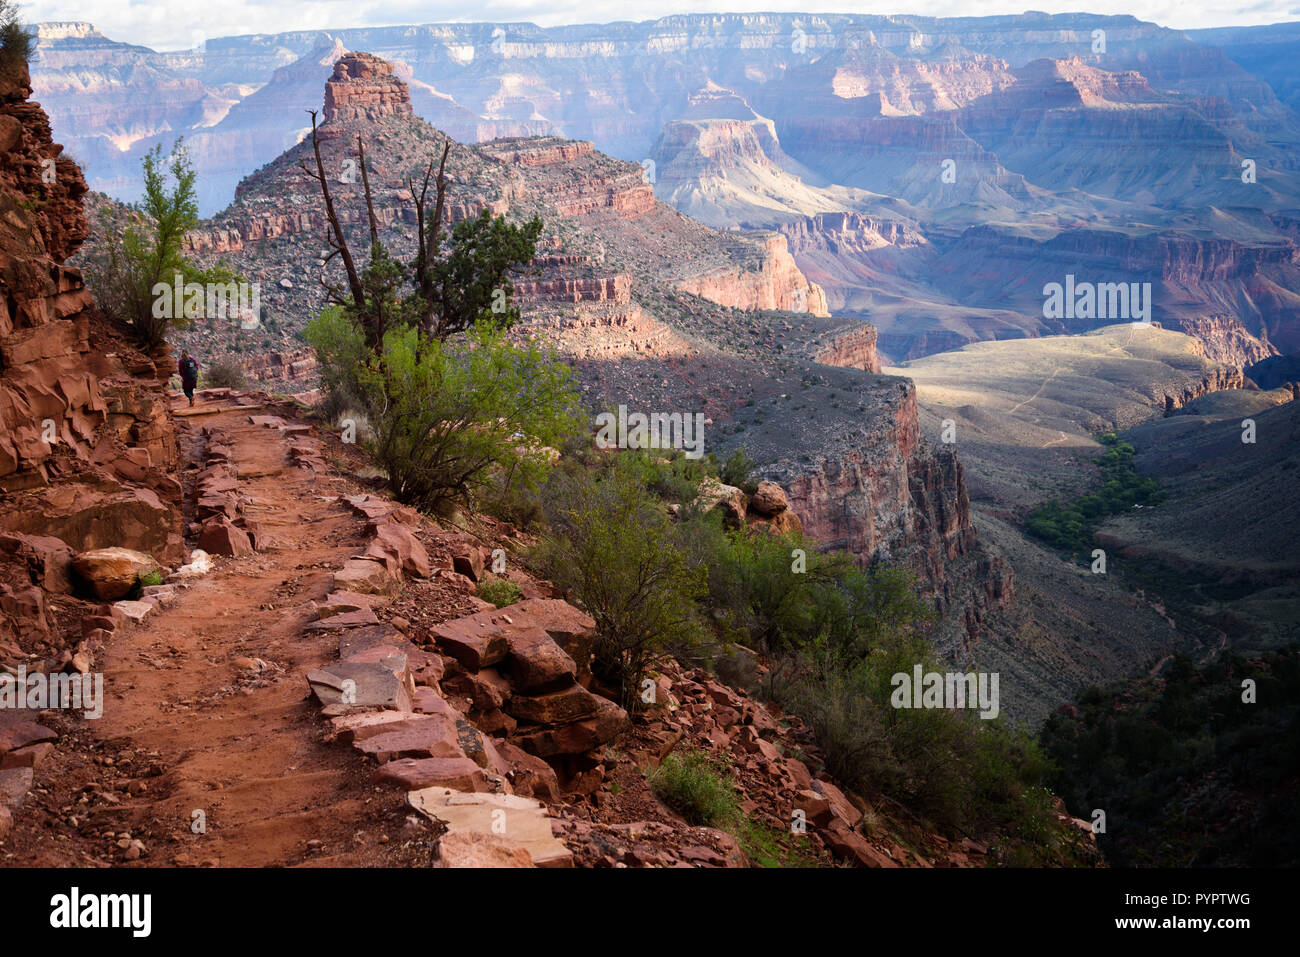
[{"xmin": 7, "ymin": 397, "xmax": 424, "ymax": 867}]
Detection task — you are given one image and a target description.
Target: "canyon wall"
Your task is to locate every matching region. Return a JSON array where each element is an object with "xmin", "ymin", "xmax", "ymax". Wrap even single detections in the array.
[{"xmin": 0, "ymin": 53, "xmax": 186, "ymax": 649}]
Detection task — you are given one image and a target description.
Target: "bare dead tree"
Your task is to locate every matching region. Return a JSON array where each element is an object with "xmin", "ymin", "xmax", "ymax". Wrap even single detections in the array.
[
  {"xmin": 299, "ymin": 109, "xmax": 372, "ymax": 344},
  {"xmin": 408, "ymin": 139, "xmax": 451, "ymax": 337},
  {"xmin": 357, "ymin": 135, "xmax": 380, "ymax": 249}
]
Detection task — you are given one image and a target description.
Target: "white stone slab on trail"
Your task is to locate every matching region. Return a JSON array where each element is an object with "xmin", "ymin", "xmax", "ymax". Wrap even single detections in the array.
[
  {"xmin": 112, "ymin": 600, "xmax": 154, "ymax": 622},
  {"xmin": 406, "ymin": 787, "xmax": 573, "ymax": 868}
]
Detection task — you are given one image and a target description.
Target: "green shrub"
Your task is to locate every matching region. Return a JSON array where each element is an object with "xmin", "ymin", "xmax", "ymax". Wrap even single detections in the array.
[
  {"xmin": 719, "ymin": 448, "xmax": 757, "ymax": 492},
  {"xmin": 648, "ymin": 748, "xmax": 739, "ymax": 827},
  {"xmin": 82, "ymin": 142, "xmax": 243, "ymax": 350},
  {"xmin": 476, "ymin": 575, "xmax": 522, "ymax": 609},
  {"xmin": 312, "ymin": 319, "xmax": 582, "ymax": 513},
  {"xmin": 138, "ymin": 569, "xmax": 164, "ymax": 589},
  {"xmin": 532, "ymin": 456, "xmax": 709, "ymax": 707},
  {"xmin": 1025, "ymin": 436, "xmax": 1164, "ymax": 556},
  {"xmin": 0, "ymin": 1, "xmax": 34, "ymax": 71},
  {"xmin": 202, "ymin": 359, "xmax": 247, "ymax": 390}
]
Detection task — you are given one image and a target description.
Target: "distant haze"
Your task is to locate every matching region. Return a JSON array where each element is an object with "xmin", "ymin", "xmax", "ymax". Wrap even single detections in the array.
[{"xmin": 21, "ymin": 1, "xmax": 1300, "ymax": 52}]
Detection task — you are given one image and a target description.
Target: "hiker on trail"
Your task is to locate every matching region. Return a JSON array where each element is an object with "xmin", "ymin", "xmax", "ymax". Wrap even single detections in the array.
[{"xmin": 178, "ymin": 350, "xmax": 199, "ymax": 407}]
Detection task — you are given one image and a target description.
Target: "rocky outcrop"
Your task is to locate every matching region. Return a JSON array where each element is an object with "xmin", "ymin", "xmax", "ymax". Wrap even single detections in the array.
[
  {"xmin": 1168, "ymin": 314, "xmax": 1276, "ymax": 368},
  {"xmin": 1160, "ymin": 364, "xmax": 1247, "ymax": 414},
  {"xmin": 323, "ymin": 52, "xmax": 414, "ymax": 124},
  {"xmin": 237, "ymin": 348, "xmax": 319, "ymax": 385},
  {"xmin": 0, "ymin": 53, "xmax": 185, "ymax": 652},
  {"xmin": 676, "ymin": 232, "xmax": 829, "ymax": 316},
  {"xmin": 809, "ymin": 322, "xmax": 882, "ymax": 373}
]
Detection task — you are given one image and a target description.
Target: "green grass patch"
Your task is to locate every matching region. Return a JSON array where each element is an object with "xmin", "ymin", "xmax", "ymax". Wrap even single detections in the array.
[
  {"xmin": 1025, "ymin": 433, "xmax": 1165, "ymax": 558},
  {"xmin": 475, "ymin": 574, "xmax": 523, "ymax": 609},
  {"xmin": 648, "ymin": 748, "xmax": 739, "ymax": 827}
]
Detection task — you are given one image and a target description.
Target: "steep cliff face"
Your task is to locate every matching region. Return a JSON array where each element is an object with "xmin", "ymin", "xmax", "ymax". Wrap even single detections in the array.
[
  {"xmin": 808, "ymin": 323, "xmax": 882, "ymax": 373},
  {"xmin": 0, "ymin": 54, "xmax": 186, "ymax": 650},
  {"xmin": 0, "ymin": 56, "xmax": 98, "ymax": 485},
  {"xmin": 676, "ymin": 232, "xmax": 829, "ymax": 316},
  {"xmin": 743, "ymin": 371, "xmax": 1011, "ymax": 646},
  {"xmin": 1167, "ymin": 314, "xmax": 1276, "ymax": 368}
]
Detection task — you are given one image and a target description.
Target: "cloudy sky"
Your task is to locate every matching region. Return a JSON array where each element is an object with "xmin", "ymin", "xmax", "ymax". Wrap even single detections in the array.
[{"xmin": 21, "ymin": 0, "xmax": 1300, "ymax": 51}]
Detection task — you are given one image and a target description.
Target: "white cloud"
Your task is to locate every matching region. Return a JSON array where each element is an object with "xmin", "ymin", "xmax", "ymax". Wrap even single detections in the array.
[{"xmin": 18, "ymin": 0, "xmax": 1300, "ymax": 51}]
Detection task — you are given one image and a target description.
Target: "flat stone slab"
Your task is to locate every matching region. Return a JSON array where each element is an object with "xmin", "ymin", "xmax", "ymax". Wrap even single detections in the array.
[
  {"xmin": 373, "ymin": 756, "xmax": 496, "ymax": 792},
  {"xmin": 317, "ymin": 591, "xmax": 377, "ymax": 618},
  {"xmin": 351, "ymin": 714, "xmax": 465, "ymax": 762},
  {"xmin": 307, "ymin": 661, "xmax": 412, "ymax": 712},
  {"xmin": 112, "ymin": 600, "xmax": 154, "ymax": 622},
  {"xmin": 505, "ymin": 683, "xmax": 601, "ymax": 725},
  {"xmin": 0, "ymin": 767, "xmax": 34, "ymax": 810},
  {"xmin": 407, "ymin": 787, "xmax": 573, "ymax": 868},
  {"xmin": 434, "ymin": 832, "xmax": 534, "ymax": 868},
  {"xmin": 303, "ymin": 607, "xmax": 381, "ymax": 631},
  {"xmin": 332, "ymin": 558, "xmax": 399, "ymax": 596},
  {"xmin": 335, "ymin": 625, "xmax": 408, "ymax": 659},
  {"xmin": 329, "ymin": 709, "xmax": 414, "ymax": 742}
]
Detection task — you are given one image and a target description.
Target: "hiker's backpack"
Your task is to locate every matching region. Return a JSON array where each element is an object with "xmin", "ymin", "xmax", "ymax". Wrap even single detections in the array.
[{"xmin": 182, "ymin": 357, "xmax": 198, "ymax": 381}]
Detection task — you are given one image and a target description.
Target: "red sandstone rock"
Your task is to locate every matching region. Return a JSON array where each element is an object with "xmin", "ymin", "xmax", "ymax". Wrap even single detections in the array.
[
  {"xmin": 433, "ymin": 831, "xmax": 535, "ymax": 868},
  {"xmin": 373, "ymin": 756, "xmax": 494, "ymax": 792},
  {"xmin": 504, "ymin": 626, "xmax": 578, "ymax": 692},
  {"xmin": 70, "ymin": 547, "xmax": 158, "ymax": 600},
  {"xmin": 323, "ymin": 53, "xmax": 414, "ymax": 124},
  {"xmin": 364, "ymin": 521, "xmax": 430, "ymax": 578},
  {"xmin": 198, "ymin": 518, "xmax": 253, "ymax": 558},
  {"xmin": 506, "ymin": 683, "xmax": 602, "ymax": 724},
  {"xmin": 748, "ymin": 481, "xmax": 789, "ymax": 517}
]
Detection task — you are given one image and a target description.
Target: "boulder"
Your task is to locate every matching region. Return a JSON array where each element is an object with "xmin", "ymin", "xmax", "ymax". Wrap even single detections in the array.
[
  {"xmin": 433, "ymin": 831, "xmax": 535, "ymax": 868},
  {"xmin": 748, "ymin": 480, "xmax": 789, "ymax": 517},
  {"xmin": 502, "ymin": 599, "xmax": 598, "ymax": 675},
  {"xmin": 71, "ymin": 547, "xmax": 159, "ymax": 600},
  {"xmin": 694, "ymin": 479, "xmax": 747, "ymax": 529},
  {"xmin": 506, "ymin": 683, "xmax": 602, "ymax": 725},
  {"xmin": 441, "ymin": 668, "xmax": 511, "ymax": 712},
  {"xmin": 512, "ymin": 697, "xmax": 628, "ymax": 758},
  {"xmin": 198, "ymin": 518, "xmax": 253, "ymax": 558},
  {"xmin": 432, "ymin": 616, "xmax": 512, "ymax": 671},
  {"xmin": 364, "ymin": 521, "xmax": 431, "ymax": 578},
  {"xmin": 749, "ymin": 509, "xmax": 803, "ymax": 537},
  {"xmin": 332, "ymin": 557, "xmax": 399, "ymax": 596},
  {"xmin": 450, "ymin": 544, "xmax": 484, "ymax": 582},
  {"xmin": 504, "ymin": 627, "xmax": 577, "ymax": 692},
  {"xmin": 825, "ymin": 825, "xmax": 898, "ymax": 867},
  {"xmin": 814, "ymin": 779, "xmax": 863, "ymax": 828},
  {"xmin": 494, "ymin": 740, "xmax": 562, "ymax": 803}
]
